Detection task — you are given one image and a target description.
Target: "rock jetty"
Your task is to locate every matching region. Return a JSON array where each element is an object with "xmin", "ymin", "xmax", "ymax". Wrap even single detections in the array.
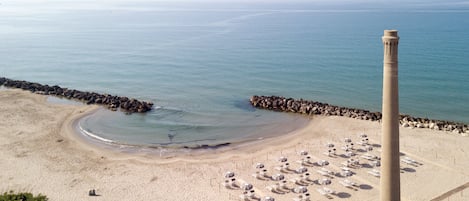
[
  {"xmin": 0, "ymin": 77, "xmax": 153, "ymax": 113},
  {"xmin": 250, "ymin": 95, "xmax": 469, "ymax": 134}
]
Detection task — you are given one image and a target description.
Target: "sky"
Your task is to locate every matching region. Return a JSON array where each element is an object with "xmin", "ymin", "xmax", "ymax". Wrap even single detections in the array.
[{"xmin": 1, "ymin": 0, "xmax": 469, "ymax": 12}]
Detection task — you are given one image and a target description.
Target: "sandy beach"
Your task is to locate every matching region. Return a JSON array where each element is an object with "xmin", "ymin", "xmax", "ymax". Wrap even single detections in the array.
[{"xmin": 1, "ymin": 89, "xmax": 468, "ymax": 201}]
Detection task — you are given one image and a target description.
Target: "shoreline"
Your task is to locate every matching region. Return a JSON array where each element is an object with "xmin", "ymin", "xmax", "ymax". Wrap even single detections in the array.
[
  {"xmin": 72, "ymin": 106, "xmax": 313, "ymax": 159},
  {"xmin": 68, "ymin": 100, "xmax": 309, "ymax": 157},
  {"xmin": 2, "ymin": 89, "xmax": 469, "ymax": 201}
]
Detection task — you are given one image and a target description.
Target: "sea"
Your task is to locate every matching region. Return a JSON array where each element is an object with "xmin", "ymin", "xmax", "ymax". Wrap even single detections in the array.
[{"xmin": 1, "ymin": 1, "xmax": 468, "ymax": 150}]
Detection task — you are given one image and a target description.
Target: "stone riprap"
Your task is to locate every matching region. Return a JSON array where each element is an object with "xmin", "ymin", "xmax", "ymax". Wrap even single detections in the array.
[
  {"xmin": 250, "ymin": 95, "xmax": 469, "ymax": 134},
  {"xmin": 0, "ymin": 77, "xmax": 153, "ymax": 113}
]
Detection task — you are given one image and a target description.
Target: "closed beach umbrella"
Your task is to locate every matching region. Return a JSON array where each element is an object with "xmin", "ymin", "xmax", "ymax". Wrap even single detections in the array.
[
  {"xmin": 278, "ymin": 157, "xmax": 288, "ymax": 163},
  {"xmin": 255, "ymin": 163, "xmax": 265, "ymax": 169},
  {"xmin": 262, "ymin": 197, "xmax": 275, "ymax": 201},
  {"xmin": 372, "ymin": 160, "xmax": 381, "ymax": 167},
  {"xmin": 272, "ymin": 174, "xmax": 285, "ymax": 181},
  {"xmin": 242, "ymin": 183, "xmax": 253, "ymax": 191},
  {"xmin": 318, "ymin": 160, "xmax": 329, "ymax": 166},
  {"xmin": 294, "ymin": 186, "xmax": 308, "ymax": 193},
  {"xmin": 341, "ymin": 170, "xmax": 353, "ymax": 177},
  {"xmin": 296, "ymin": 167, "xmax": 308, "ymax": 174},
  {"xmin": 224, "ymin": 171, "xmax": 235, "ymax": 178},
  {"xmin": 299, "ymin": 150, "xmax": 308, "ymax": 156},
  {"xmin": 319, "ymin": 178, "xmax": 332, "ymax": 185}
]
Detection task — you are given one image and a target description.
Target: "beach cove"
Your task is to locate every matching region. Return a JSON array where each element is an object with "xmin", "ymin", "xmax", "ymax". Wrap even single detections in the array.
[{"xmin": 1, "ymin": 89, "xmax": 468, "ymax": 201}]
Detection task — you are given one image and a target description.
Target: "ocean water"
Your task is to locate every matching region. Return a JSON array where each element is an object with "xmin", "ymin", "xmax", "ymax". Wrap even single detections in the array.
[{"xmin": 1, "ymin": 2, "xmax": 468, "ymax": 148}]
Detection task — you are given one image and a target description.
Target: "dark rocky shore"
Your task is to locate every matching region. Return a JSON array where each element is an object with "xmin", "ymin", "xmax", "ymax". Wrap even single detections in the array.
[
  {"xmin": 250, "ymin": 95, "xmax": 469, "ymax": 134},
  {"xmin": 0, "ymin": 77, "xmax": 153, "ymax": 113}
]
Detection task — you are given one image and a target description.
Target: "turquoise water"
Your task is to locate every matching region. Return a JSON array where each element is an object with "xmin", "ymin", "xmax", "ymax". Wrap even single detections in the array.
[{"xmin": 1, "ymin": 2, "xmax": 468, "ymax": 147}]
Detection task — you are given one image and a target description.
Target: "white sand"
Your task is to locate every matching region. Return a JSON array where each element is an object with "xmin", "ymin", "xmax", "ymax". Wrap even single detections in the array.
[{"xmin": 1, "ymin": 89, "xmax": 468, "ymax": 201}]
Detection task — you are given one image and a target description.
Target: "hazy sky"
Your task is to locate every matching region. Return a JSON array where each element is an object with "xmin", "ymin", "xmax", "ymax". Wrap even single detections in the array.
[{"xmin": 2, "ymin": 0, "xmax": 469, "ymax": 12}]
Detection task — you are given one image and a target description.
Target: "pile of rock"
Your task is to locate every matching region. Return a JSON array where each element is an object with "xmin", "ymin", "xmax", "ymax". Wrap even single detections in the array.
[
  {"xmin": 250, "ymin": 95, "xmax": 468, "ymax": 134},
  {"xmin": 0, "ymin": 77, "xmax": 153, "ymax": 113}
]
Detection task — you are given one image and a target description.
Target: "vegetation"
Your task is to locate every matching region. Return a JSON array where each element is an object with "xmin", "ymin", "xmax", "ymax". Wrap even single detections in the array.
[{"xmin": 0, "ymin": 191, "xmax": 48, "ymax": 201}]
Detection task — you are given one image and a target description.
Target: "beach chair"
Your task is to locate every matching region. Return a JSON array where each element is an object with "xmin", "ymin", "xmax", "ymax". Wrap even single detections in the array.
[{"xmin": 368, "ymin": 169, "xmax": 380, "ymax": 177}]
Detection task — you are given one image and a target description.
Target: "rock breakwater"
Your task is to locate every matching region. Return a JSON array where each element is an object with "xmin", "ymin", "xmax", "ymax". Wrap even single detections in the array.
[
  {"xmin": 1, "ymin": 77, "xmax": 153, "ymax": 113},
  {"xmin": 250, "ymin": 95, "xmax": 469, "ymax": 134}
]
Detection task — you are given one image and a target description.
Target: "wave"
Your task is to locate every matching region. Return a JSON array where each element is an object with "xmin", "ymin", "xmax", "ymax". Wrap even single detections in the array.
[{"xmin": 78, "ymin": 122, "xmax": 115, "ymax": 144}]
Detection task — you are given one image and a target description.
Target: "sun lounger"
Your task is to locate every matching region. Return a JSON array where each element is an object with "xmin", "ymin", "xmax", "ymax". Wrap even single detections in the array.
[
  {"xmin": 316, "ymin": 169, "xmax": 331, "ymax": 177},
  {"xmin": 361, "ymin": 154, "xmax": 378, "ymax": 161},
  {"xmin": 296, "ymin": 159, "xmax": 315, "ymax": 167},
  {"xmin": 368, "ymin": 169, "xmax": 380, "ymax": 177},
  {"xmin": 293, "ymin": 194, "xmax": 311, "ymax": 201},
  {"xmin": 275, "ymin": 163, "xmax": 294, "ymax": 173},
  {"xmin": 301, "ymin": 173, "xmax": 315, "ymax": 182},
  {"xmin": 323, "ymin": 187, "xmax": 335, "ymax": 194},
  {"xmin": 401, "ymin": 157, "xmax": 420, "ymax": 166},
  {"xmin": 223, "ymin": 178, "xmax": 240, "ymax": 189},
  {"xmin": 290, "ymin": 177, "xmax": 310, "ymax": 186},
  {"xmin": 344, "ymin": 179, "xmax": 359, "ymax": 187},
  {"xmin": 266, "ymin": 184, "xmax": 286, "ymax": 194},
  {"xmin": 320, "ymin": 167, "xmax": 334, "ymax": 175},
  {"xmin": 339, "ymin": 179, "xmax": 359, "ymax": 190},
  {"xmin": 369, "ymin": 160, "xmax": 381, "ymax": 167},
  {"xmin": 279, "ymin": 181, "xmax": 294, "ymax": 192},
  {"xmin": 240, "ymin": 190, "xmax": 258, "ymax": 201},
  {"xmin": 252, "ymin": 169, "xmax": 271, "ymax": 180},
  {"xmin": 316, "ymin": 188, "xmax": 334, "ymax": 199},
  {"xmin": 323, "ymin": 148, "xmax": 337, "ymax": 157}
]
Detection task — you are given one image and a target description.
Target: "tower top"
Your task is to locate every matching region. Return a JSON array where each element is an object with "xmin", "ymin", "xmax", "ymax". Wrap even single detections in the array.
[{"xmin": 383, "ymin": 30, "xmax": 399, "ymax": 41}]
